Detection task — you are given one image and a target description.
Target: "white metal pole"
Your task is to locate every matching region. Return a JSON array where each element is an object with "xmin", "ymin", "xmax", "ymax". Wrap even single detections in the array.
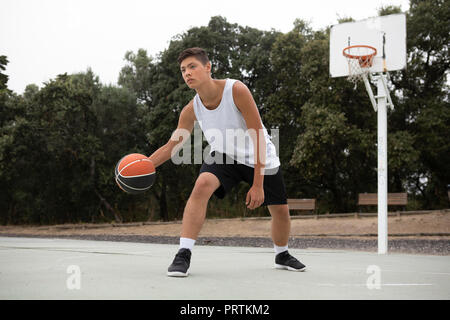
[
  {"xmin": 376, "ymin": 74, "xmax": 388, "ymax": 254},
  {"xmin": 362, "ymin": 73, "xmax": 377, "ymax": 112}
]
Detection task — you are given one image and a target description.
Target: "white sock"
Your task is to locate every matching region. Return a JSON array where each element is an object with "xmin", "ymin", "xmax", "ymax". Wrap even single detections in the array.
[
  {"xmin": 179, "ymin": 237, "xmax": 196, "ymax": 251},
  {"xmin": 274, "ymin": 244, "xmax": 288, "ymax": 255}
]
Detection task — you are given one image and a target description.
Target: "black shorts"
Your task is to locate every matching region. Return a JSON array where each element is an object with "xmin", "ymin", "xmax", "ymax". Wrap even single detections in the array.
[{"xmin": 199, "ymin": 151, "xmax": 287, "ymax": 206}]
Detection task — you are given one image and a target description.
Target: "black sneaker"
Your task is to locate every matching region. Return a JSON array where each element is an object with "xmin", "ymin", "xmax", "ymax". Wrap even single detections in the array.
[
  {"xmin": 167, "ymin": 248, "xmax": 191, "ymax": 277},
  {"xmin": 274, "ymin": 250, "xmax": 306, "ymax": 272}
]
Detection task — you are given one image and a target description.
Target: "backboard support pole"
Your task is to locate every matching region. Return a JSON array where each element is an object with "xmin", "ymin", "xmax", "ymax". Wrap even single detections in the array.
[
  {"xmin": 369, "ymin": 73, "xmax": 393, "ymax": 255},
  {"xmin": 362, "ymin": 73, "xmax": 377, "ymax": 111}
]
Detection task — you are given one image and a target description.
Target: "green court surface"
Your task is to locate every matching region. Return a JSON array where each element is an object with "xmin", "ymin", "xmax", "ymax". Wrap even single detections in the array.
[{"xmin": 0, "ymin": 237, "xmax": 449, "ymax": 300}]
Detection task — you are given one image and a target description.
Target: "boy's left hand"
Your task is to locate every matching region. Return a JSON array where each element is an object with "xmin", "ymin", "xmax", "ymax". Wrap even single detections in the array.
[{"xmin": 246, "ymin": 185, "xmax": 264, "ymax": 210}]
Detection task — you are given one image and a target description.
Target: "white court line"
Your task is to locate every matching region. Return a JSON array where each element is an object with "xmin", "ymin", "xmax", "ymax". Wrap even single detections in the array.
[
  {"xmin": 381, "ymin": 284, "xmax": 433, "ymax": 286},
  {"xmin": 55, "ymin": 255, "xmax": 90, "ymax": 263},
  {"xmin": 318, "ymin": 283, "xmax": 433, "ymax": 287},
  {"xmin": 344, "ymin": 268, "xmax": 450, "ymax": 276}
]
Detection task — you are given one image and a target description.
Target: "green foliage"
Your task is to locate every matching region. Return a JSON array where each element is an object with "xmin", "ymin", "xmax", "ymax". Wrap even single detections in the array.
[
  {"xmin": 378, "ymin": 5, "xmax": 402, "ymax": 16},
  {"xmin": 1, "ymin": 3, "xmax": 449, "ymax": 224},
  {"xmin": 0, "ymin": 56, "xmax": 10, "ymax": 91}
]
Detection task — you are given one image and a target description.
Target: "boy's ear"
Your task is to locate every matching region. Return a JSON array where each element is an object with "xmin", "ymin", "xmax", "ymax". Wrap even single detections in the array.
[{"xmin": 205, "ymin": 61, "xmax": 212, "ymax": 73}]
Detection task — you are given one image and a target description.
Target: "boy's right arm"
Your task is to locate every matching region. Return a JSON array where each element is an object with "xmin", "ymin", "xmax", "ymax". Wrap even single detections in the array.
[{"xmin": 148, "ymin": 100, "xmax": 196, "ymax": 168}]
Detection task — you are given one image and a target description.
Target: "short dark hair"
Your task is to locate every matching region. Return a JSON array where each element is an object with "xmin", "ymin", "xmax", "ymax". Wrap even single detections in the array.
[{"xmin": 177, "ymin": 47, "xmax": 210, "ymax": 65}]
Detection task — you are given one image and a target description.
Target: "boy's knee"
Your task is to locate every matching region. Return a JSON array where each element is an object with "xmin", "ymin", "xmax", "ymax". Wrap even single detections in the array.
[
  {"xmin": 191, "ymin": 173, "xmax": 219, "ymax": 198},
  {"xmin": 269, "ymin": 204, "xmax": 290, "ymax": 217}
]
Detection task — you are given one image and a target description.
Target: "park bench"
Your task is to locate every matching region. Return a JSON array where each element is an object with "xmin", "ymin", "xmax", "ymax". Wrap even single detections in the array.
[
  {"xmin": 287, "ymin": 198, "xmax": 316, "ymax": 214},
  {"xmin": 357, "ymin": 193, "xmax": 407, "ymax": 211}
]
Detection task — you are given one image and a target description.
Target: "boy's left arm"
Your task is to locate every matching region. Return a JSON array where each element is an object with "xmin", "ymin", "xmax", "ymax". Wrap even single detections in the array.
[{"xmin": 233, "ymin": 81, "xmax": 266, "ymax": 210}]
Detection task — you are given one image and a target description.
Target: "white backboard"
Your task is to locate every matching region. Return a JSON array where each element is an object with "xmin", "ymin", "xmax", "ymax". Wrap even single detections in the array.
[{"xmin": 329, "ymin": 13, "xmax": 406, "ymax": 78}]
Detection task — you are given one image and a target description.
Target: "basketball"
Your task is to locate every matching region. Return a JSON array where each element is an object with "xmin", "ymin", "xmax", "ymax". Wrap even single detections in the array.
[{"xmin": 115, "ymin": 153, "xmax": 156, "ymax": 194}]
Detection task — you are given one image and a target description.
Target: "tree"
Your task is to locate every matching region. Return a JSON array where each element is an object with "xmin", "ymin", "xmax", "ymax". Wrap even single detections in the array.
[
  {"xmin": 0, "ymin": 68, "xmax": 149, "ymax": 224},
  {"xmin": 0, "ymin": 56, "xmax": 9, "ymax": 91},
  {"xmin": 395, "ymin": 0, "xmax": 450, "ymax": 208}
]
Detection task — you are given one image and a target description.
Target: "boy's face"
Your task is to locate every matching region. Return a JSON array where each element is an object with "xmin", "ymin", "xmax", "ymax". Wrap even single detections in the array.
[{"xmin": 180, "ymin": 56, "xmax": 211, "ymax": 89}]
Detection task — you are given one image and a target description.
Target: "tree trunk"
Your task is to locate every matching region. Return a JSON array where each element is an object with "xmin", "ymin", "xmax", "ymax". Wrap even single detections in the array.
[
  {"xmin": 160, "ymin": 181, "xmax": 168, "ymax": 221},
  {"xmin": 90, "ymin": 157, "xmax": 123, "ymax": 223}
]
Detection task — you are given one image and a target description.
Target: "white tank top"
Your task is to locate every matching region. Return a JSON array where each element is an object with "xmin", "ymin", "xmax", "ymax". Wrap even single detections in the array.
[{"xmin": 193, "ymin": 79, "xmax": 280, "ymax": 169}]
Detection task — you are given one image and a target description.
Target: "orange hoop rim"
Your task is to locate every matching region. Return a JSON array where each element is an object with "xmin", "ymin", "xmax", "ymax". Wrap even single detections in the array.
[{"xmin": 342, "ymin": 45, "xmax": 377, "ymax": 60}]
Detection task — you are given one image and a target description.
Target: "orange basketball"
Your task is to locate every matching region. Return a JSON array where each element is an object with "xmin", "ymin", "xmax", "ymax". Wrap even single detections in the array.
[{"xmin": 115, "ymin": 153, "xmax": 156, "ymax": 194}]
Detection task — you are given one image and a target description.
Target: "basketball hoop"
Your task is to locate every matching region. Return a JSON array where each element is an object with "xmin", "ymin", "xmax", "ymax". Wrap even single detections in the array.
[
  {"xmin": 330, "ymin": 14, "xmax": 407, "ymax": 255},
  {"xmin": 343, "ymin": 45, "xmax": 377, "ymax": 83}
]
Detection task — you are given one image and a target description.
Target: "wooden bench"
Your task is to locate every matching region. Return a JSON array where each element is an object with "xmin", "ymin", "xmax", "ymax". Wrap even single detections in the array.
[
  {"xmin": 287, "ymin": 198, "xmax": 316, "ymax": 214},
  {"xmin": 358, "ymin": 193, "xmax": 407, "ymax": 211}
]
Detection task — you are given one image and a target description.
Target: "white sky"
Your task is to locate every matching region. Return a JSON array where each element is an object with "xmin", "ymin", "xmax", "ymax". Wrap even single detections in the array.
[{"xmin": 1, "ymin": 0, "xmax": 410, "ymax": 94}]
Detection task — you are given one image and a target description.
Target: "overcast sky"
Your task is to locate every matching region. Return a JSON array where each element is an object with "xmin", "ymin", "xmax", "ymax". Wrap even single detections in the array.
[{"xmin": 1, "ymin": 0, "xmax": 410, "ymax": 94}]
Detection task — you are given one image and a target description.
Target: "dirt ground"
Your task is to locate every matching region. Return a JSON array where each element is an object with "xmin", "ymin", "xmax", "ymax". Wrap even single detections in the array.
[{"xmin": 1, "ymin": 210, "xmax": 449, "ymax": 240}]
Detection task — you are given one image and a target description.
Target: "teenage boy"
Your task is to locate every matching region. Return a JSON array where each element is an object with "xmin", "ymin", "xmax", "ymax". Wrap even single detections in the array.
[{"xmin": 148, "ymin": 47, "xmax": 306, "ymax": 277}]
